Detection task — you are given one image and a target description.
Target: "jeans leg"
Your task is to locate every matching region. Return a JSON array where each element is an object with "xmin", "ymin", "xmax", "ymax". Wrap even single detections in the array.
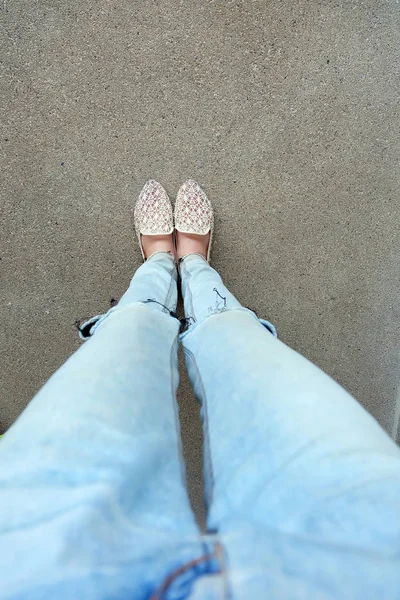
[
  {"xmin": 180, "ymin": 254, "xmax": 400, "ymax": 599},
  {"xmin": 0, "ymin": 252, "xmax": 201, "ymax": 600}
]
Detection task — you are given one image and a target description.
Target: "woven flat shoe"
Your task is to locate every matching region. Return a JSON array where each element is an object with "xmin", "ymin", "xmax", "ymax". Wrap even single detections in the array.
[
  {"xmin": 134, "ymin": 180, "xmax": 174, "ymax": 260},
  {"xmin": 174, "ymin": 180, "xmax": 214, "ymax": 262}
]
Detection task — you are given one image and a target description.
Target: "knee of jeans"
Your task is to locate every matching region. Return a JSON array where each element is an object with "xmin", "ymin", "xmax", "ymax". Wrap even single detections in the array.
[
  {"xmin": 179, "ymin": 307, "xmax": 277, "ymax": 341},
  {"xmin": 77, "ymin": 301, "xmax": 179, "ymax": 340}
]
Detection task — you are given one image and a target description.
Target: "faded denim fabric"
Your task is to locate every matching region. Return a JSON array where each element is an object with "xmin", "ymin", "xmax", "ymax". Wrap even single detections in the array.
[
  {"xmin": 0, "ymin": 251, "xmax": 399, "ymax": 599},
  {"xmin": 180, "ymin": 254, "xmax": 400, "ymax": 600}
]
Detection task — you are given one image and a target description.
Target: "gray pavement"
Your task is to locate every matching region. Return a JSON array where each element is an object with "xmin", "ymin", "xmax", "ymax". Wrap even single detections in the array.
[{"xmin": 1, "ymin": 1, "xmax": 399, "ymax": 526}]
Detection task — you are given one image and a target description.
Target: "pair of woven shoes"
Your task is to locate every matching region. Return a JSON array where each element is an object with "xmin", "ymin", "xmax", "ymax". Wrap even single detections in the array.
[{"xmin": 134, "ymin": 179, "xmax": 214, "ymax": 262}]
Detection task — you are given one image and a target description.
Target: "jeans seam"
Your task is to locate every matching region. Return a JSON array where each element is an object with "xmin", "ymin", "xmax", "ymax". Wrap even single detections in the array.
[
  {"xmin": 183, "ymin": 346, "xmax": 214, "ymax": 508},
  {"xmin": 181, "ymin": 261, "xmax": 196, "ymax": 322},
  {"xmin": 163, "ymin": 264, "xmax": 177, "ymax": 312},
  {"xmin": 170, "ymin": 334, "xmax": 188, "ymax": 488}
]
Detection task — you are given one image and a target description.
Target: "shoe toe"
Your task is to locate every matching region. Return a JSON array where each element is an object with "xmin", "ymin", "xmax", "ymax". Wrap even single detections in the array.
[
  {"xmin": 134, "ymin": 180, "xmax": 173, "ymax": 237},
  {"xmin": 175, "ymin": 180, "xmax": 213, "ymax": 235}
]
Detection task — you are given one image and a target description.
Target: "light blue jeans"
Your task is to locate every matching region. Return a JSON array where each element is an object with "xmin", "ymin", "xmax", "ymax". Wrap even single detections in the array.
[{"xmin": 1, "ymin": 252, "xmax": 400, "ymax": 600}]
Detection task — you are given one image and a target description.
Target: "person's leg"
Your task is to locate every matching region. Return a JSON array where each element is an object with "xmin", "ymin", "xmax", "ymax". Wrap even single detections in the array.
[
  {"xmin": 0, "ymin": 252, "xmax": 202, "ymax": 600},
  {"xmin": 180, "ymin": 253, "xmax": 400, "ymax": 599}
]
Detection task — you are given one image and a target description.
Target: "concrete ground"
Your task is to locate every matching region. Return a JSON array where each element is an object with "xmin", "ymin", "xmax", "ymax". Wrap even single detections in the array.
[{"xmin": 1, "ymin": 1, "xmax": 399, "ymax": 526}]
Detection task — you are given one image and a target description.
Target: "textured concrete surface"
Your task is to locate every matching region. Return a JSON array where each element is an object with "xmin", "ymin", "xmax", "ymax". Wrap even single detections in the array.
[{"xmin": 1, "ymin": 1, "xmax": 400, "ymax": 526}]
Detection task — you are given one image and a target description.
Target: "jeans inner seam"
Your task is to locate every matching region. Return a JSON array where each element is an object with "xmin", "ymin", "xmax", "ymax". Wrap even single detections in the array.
[
  {"xmin": 169, "ymin": 335, "xmax": 189, "ymax": 489},
  {"xmin": 182, "ymin": 262, "xmax": 196, "ymax": 322},
  {"xmin": 183, "ymin": 346, "xmax": 215, "ymax": 511},
  {"xmin": 163, "ymin": 264, "xmax": 177, "ymax": 313}
]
